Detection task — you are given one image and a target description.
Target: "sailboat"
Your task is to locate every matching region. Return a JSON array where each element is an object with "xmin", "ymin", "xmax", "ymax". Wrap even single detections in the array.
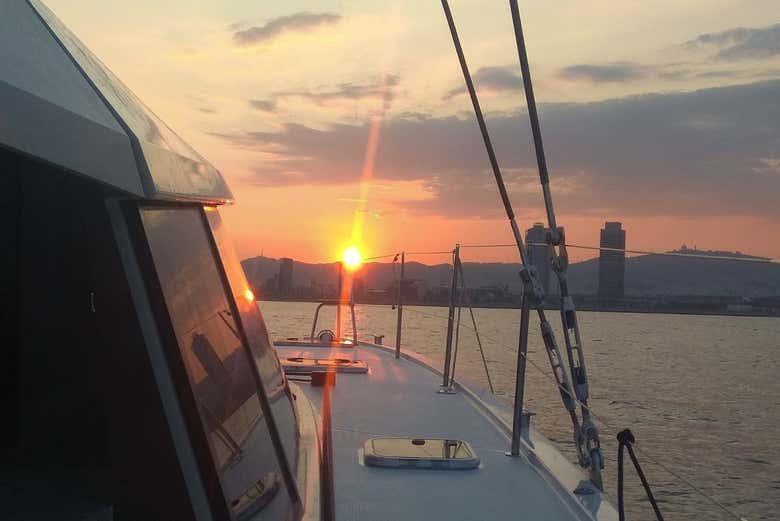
[{"xmin": 1, "ymin": 1, "xmax": 630, "ymax": 519}]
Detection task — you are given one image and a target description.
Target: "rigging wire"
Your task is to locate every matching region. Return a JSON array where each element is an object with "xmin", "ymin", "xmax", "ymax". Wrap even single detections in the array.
[
  {"xmin": 459, "ymin": 242, "xmax": 780, "ymax": 264},
  {"xmin": 448, "ymin": 292, "xmax": 463, "ymax": 388},
  {"xmin": 363, "ymin": 253, "xmax": 399, "ymax": 262},
  {"xmin": 362, "ymin": 242, "xmax": 777, "ymax": 269},
  {"xmin": 365, "ymin": 243, "xmax": 778, "ymax": 264},
  {"xmin": 457, "ymin": 261, "xmax": 495, "ymax": 393},
  {"xmin": 400, "ymin": 305, "xmax": 747, "ymax": 521},
  {"xmin": 406, "ymin": 250, "xmax": 453, "ymax": 256},
  {"xmin": 466, "ymin": 304, "xmax": 494, "ymax": 394}
]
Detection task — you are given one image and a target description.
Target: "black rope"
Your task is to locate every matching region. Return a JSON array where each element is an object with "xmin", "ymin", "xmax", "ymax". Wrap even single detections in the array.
[{"xmin": 617, "ymin": 429, "xmax": 664, "ymax": 521}]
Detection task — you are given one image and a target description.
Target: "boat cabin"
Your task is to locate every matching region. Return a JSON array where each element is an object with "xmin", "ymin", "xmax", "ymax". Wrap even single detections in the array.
[{"xmin": 0, "ymin": 2, "xmax": 311, "ymax": 519}]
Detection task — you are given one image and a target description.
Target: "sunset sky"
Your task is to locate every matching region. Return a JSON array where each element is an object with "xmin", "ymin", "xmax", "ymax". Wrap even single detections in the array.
[{"xmin": 47, "ymin": 1, "xmax": 780, "ymax": 263}]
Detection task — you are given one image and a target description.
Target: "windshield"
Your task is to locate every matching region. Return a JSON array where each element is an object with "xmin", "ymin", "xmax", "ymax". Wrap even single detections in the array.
[{"xmin": 140, "ymin": 207, "xmax": 294, "ymax": 519}]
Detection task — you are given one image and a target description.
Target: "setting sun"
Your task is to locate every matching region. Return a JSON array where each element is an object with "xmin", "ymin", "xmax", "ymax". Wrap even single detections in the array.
[{"xmin": 342, "ymin": 245, "xmax": 363, "ymax": 271}]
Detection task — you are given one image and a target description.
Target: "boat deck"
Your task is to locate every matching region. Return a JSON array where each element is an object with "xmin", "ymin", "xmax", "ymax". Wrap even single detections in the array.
[{"xmin": 277, "ymin": 342, "xmax": 616, "ymax": 521}]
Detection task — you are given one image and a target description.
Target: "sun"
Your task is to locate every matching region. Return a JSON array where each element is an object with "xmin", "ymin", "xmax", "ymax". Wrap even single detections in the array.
[{"xmin": 342, "ymin": 245, "xmax": 363, "ymax": 271}]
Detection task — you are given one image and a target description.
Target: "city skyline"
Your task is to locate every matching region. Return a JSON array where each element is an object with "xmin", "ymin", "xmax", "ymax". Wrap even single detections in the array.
[{"xmin": 45, "ymin": 1, "xmax": 780, "ymax": 263}]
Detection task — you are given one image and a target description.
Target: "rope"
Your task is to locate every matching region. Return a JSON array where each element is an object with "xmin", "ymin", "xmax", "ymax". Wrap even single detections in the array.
[{"xmin": 617, "ymin": 429, "xmax": 664, "ymax": 521}]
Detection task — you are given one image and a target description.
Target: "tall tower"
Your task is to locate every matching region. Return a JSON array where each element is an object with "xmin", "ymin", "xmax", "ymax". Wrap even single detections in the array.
[
  {"xmin": 525, "ymin": 223, "xmax": 551, "ymax": 296},
  {"xmin": 278, "ymin": 258, "xmax": 294, "ymax": 297},
  {"xmin": 598, "ymin": 222, "xmax": 626, "ymax": 299}
]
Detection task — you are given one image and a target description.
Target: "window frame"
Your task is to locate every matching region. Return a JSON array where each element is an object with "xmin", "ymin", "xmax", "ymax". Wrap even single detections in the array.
[{"xmin": 124, "ymin": 201, "xmax": 302, "ymax": 520}]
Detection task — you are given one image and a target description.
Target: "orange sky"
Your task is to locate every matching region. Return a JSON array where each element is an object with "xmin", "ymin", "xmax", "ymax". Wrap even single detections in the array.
[{"xmin": 48, "ymin": 1, "xmax": 780, "ymax": 264}]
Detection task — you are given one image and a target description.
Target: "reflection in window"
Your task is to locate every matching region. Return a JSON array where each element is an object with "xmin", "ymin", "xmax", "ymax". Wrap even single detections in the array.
[
  {"xmin": 205, "ymin": 208, "xmax": 299, "ymax": 467},
  {"xmin": 140, "ymin": 207, "xmax": 290, "ymax": 519}
]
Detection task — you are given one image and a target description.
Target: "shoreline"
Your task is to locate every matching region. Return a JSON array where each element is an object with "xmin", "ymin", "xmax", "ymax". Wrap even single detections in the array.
[{"xmin": 257, "ymin": 298, "xmax": 780, "ymax": 318}]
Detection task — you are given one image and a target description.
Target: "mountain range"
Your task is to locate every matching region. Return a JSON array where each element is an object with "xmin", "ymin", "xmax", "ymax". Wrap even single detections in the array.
[{"xmin": 242, "ymin": 250, "xmax": 780, "ymax": 298}]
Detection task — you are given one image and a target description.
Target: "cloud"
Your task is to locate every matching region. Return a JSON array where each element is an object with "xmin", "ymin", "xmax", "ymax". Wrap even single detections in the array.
[
  {"xmin": 267, "ymin": 75, "xmax": 399, "ymax": 106},
  {"xmin": 557, "ymin": 25, "xmax": 780, "ymax": 86},
  {"xmin": 233, "ymin": 12, "xmax": 340, "ymax": 46},
  {"xmin": 248, "ymin": 99, "xmax": 277, "ymax": 112},
  {"xmin": 560, "ymin": 54, "xmax": 777, "ymax": 84},
  {"xmin": 237, "ymin": 77, "xmax": 399, "ymax": 119},
  {"xmin": 560, "ymin": 61, "xmax": 771, "ymax": 84},
  {"xmin": 658, "ymin": 67, "xmax": 741, "ymax": 81},
  {"xmin": 559, "ymin": 62, "xmax": 647, "ymax": 83},
  {"xmin": 216, "ymin": 80, "xmax": 780, "ymax": 220},
  {"xmin": 442, "ymin": 66, "xmax": 523, "ymax": 100},
  {"xmin": 684, "ymin": 23, "xmax": 780, "ymax": 60}
]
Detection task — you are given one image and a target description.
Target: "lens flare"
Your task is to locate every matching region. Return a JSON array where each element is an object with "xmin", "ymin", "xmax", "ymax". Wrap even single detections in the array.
[{"xmin": 342, "ymin": 246, "xmax": 363, "ymax": 271}]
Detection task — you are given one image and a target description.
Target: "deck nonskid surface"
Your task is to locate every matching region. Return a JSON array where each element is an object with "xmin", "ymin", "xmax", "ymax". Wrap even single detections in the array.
[{"xmin": 281, "ymin": 344, "xmax": 585, "ymax": 521}]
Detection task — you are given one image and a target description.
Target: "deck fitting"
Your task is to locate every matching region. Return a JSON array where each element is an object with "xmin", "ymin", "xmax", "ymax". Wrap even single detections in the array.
[{"xmin": 573, "ymin": 481, "xmax": 596, "ymax": 495}]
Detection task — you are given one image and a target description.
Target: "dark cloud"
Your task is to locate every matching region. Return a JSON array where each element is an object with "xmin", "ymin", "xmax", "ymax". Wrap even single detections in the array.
[
  {"xmin": 442, "ymin": 66, "xmax": 523, "ymax": 100},
  {"xmin": 233, "ymin": 12, "xmax": 340, "ymax": 46},
  {"xmin": 684, "ymin": 23, "xmax": 780, "ymax": 60},
  {"xmin": 248, "ymin": 99, "xmax": 277, "ymax": 112},
  {"xmin": 559, "ymin": 62, "xmax": 646, "ymax": 82},
  {"xmin": 566, "ymin": 64, "xmax": 754, "ymax": 83},
  {"xmin": 271, "ymin": 75, "xmax": 399, "ymax": 106},
  {"xmin": 216, "ymin": 80, "xmax": 780, "ymax": 220},
  {"xmin": 693, "ymin": 70, "xmax": 740, "ymax": 79},
  {"xmin": 658, "ymin": 68, "xmax": 741, "ymax": 81}
]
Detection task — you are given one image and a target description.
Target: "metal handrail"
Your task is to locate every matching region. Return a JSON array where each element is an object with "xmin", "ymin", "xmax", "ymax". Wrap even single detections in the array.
[{"xmin": 310, "ymin": 299, "xmax": 358, "ymax": 343}]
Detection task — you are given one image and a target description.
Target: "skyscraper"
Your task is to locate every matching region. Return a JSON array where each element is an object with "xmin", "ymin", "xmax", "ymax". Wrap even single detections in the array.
[
  {"xmin": 598, "ymin": 222, "xmax": 626, "ymax": 299},
  {"xmin": 525, "ymin": 223, "xmax": 551, "ymax": 296},
  {"xmin": 278, "ymin": 258, "xmax": 293, "ymax": 297}
]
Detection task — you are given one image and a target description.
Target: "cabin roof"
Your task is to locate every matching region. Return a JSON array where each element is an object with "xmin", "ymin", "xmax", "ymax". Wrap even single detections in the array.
[{"xmin": 0, "ymin": 0, "xmax": 233, "ymax": 204}]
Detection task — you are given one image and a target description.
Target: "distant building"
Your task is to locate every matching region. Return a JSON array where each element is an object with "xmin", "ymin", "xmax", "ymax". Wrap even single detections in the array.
[
  {"xmin": 598, "ymin": 222, "xmax": 626, "ymax": 299},
  {"xmin": 278, "ymin": 258, "xmax": 293, "ymax": 297},
  {"xmin": 352, "ymin": 277, "xmax": 365, "ymax": 301},
  {"xmin": 525, "ymin": 223, "xmax": 551, "ymax": 295}
]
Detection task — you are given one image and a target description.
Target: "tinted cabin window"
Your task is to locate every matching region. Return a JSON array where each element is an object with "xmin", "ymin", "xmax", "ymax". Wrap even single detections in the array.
[
  {"xmin": 205, "ymin": 208, "xmax": 299, "ymax": 466},
  {"xmin": 140, "ymin": 208, "xmax": 293, "ymax": 519}
]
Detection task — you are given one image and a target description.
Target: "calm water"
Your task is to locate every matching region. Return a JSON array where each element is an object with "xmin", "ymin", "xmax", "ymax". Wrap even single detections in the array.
[{"xmin": 260, "ymin": 301, "xmax": 780, "ymax": 521}]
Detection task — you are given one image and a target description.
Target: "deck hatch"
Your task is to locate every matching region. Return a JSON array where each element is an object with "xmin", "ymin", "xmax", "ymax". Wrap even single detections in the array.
[
  {"xmin": 281, "ymin": 357, "xmax": 368, "ymax": 374},
  {"xmin": 363, "ymin": 438, "xmax": 480, "ymax": 470}
]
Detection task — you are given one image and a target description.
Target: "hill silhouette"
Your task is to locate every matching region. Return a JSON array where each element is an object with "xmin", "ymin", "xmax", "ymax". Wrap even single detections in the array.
[{"xmin": 242, "ymin": 251, "xmax": 780, "ymax": 298}]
